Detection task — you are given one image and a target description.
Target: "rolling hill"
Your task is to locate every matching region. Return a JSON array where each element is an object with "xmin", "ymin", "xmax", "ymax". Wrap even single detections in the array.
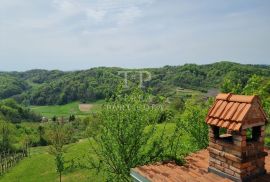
[{"xmin": 0, "ymin": 61, "xmax": 269, "ymax": 106}]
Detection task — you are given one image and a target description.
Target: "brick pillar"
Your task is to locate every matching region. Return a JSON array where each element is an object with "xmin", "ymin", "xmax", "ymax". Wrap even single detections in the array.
[{"xmin": 208, "ymin": 126, "xmax": 268, "ymax": 182}]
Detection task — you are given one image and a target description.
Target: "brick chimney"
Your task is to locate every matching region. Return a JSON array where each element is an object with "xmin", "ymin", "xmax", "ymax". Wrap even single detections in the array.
[{"xmin": 206, "ymin": 93, "xmax": 268, "ymax": 182}]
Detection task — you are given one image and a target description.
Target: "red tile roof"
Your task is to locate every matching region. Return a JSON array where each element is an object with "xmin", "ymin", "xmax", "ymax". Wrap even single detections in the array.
[
  {"xmin": 131, "ymin": 149, "xmax": 270, "ymax": 182},
  {"xmin": 206, "ymin": 93, "xmax": 268, "ymax": 131}
]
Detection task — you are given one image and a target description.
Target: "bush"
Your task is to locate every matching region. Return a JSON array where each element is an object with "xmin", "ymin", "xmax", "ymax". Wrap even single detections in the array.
[
  {"xmin": 89, "ymin": 89, "xmax": 170, "ymax": 181},
  {"xmin": 179, "ymin": 97, "xmax": 212, "ymax": 150}
]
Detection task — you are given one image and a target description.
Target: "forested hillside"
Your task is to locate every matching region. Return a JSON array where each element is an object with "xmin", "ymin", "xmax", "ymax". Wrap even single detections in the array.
[
  {"xmin": 0, "ymin": 61, "xmax": 269, "ymax": 105},
  {"xmin": 0, "ymin": 99, "xmax": 41, "ymax": 123}
]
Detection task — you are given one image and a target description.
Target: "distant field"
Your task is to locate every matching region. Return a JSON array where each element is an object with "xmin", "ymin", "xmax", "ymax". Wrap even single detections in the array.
[
  {"xmin": 79, "ymin": 104, "xmax": 93, "ymax": 112},
  {"xmin": 30, "ymin": 100, "xmax": 104, "ymax": 118}
]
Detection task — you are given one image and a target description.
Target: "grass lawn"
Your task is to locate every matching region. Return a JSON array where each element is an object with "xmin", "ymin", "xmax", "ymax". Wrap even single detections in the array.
[
  {"xmin": 30, "ymin": 100, "xmax": 104, "ymax": 118},
  {"xmin": 0, "ymin": 139, "xmax": 104, "ymax": 182}
]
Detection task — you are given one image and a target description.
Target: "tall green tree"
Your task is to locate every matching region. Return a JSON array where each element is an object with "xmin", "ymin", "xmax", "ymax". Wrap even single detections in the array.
[{"xmin": 89, "ymin": 89, "xmax": 167, "ymax": 181}]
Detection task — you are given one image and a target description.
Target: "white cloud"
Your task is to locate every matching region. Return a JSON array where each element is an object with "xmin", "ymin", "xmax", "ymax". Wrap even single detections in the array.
[
  {"xmin": 52, "ymin": 0, "xmax": 79, "ymax": 15},
  {"xmin": 116, "ymin": 6, "xmax": 142, "ymax": 25}
]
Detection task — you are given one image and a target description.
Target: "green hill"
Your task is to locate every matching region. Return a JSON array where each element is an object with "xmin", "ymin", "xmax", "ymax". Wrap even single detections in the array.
[
  {"xmin": 0, "ymin": 99, "xmax": 41, "ymax": 123},
  {"xmin": 0, "ymin": 62, "xmax": 269, "ymax": 106}
]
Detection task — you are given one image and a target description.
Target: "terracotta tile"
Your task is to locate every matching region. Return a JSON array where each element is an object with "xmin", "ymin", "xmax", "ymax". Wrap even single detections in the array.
[
  {"xmin": 212, "ymin": 118, "xmax": 219, "ymax": 125},
  {"xmin": 224, "ymin": 102, "xmax": 240, "ymax": 120},
  {"xmin": 206, "ymin": 94, "xmax": 267, "ymax": 130},
  {"xmin": 236, "ymin": 104, "xmax": 252, "ymax": 122},
  {"xmin": 209, "ymin": 100, "xmax": 223, "ymax": 117},
  {"xmin": 221, "ymin": 121, "xmax": 230, "ymax": 128},
  {"xmin": 233, "ymin": 123, "xmax": 242, "ymax": 131},
  {"xmin": 216, "ymin": 93, "xmax": 231, "ymax": 100},
  {"xmin": 209, "ymin": 118, "xmax": 216, "ymax": 125},
  {"xmin": 132, "ymin": 149, "xmax": 270, "ymax": 182},
  {"xmin": 220, "ymin": 102, "xmax": 234, "ymax": 119},
  {"xmin": 228, "ymin": 122, "xmax": 236, "ymax": 130},
  {"xmin": 229, "ymin": 95, "xmax": 255, "ymax": 103},
  {"xmin": 217, "ymin": 120, "xmax": 224, "ymax": 127},
  {"xmin": 207, "ymin": 118, "xmax": 214, "ymax": 124},
  {"xmin": 231, "ymin": 103, "xmax": 246, "ymax": 121},
  {"xmin": 213, "ymin": 101, "xmax": 228, "ymax": 118}
]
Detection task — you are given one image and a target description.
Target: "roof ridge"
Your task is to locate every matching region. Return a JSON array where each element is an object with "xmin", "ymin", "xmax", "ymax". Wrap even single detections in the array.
[{"xmin": 206, "ymin": 93, "xmax": 267, "ymax": 131}]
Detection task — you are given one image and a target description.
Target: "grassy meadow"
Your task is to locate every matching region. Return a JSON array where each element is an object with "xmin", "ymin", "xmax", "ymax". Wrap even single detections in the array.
[
  {"xmin": 30, "ymin": 100, "xmax": 104, "ymax": 118},
  {"xmin": 0, "ymin": 139, "xmax": 104, "ymax": 182}
]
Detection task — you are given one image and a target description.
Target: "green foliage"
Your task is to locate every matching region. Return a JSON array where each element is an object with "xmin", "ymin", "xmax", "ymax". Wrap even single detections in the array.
[
  {"xmin": 242, "ymin": 75, "xmax": 270, "ymax": 116},
  {"xmin": 221, "ymin": 71, "xmax": 243, "ymax": 93},
  {"xmin": 26, "ymin": 68, "xmax": 122, "ymax": 105},
  {"xmin": 0, "ymin": 120, "xmax": 13, "ymax": 152},
  {"xmin": 48, "ymin": 123, "xmax": 73, "ymax": 154},
  {"xmin": 171, "ymin": 96, "xmax": 185, "ymax": 112},
  {"xmin": 0, "ymin": 99, "xmax": 41, "ymax": 123},
  {"xmin": 55, "ymin": 153, "xmax": 64, "ymax": 182},
  {"xmin": 0, "ymin": 74, "xmax": 28, "ymax": 99},
  {"xmin": 222, "ymin": 74, "xmax": 270, "ymax": 116},
  {"xmin": 37, "ymin": 125, "xmax": 47, "ymax": 146},
  {"xmin": 1, "ymin": 62, "xmax": 270, "ymax": 106},
  {"xmin": 89, "ymin": 89, "xmax": 169, "ymax": 181},
  {"xmin": 85, "ymin": 114, "xmax": 102, "ymax": 138},
  {"xmin": 48, "ymin": 123, "xmax": 74, "ymax": 182},
  {"xmin": 180, "ymin": 97, "xmax": 211, "ymax": 149},
  {"xmin": 0, "ymin": 139, "xmax": 103, "ymax": 182},
  {"xmin": 69, "ymin": 115, "xmax": 75, "ymax": 122}
]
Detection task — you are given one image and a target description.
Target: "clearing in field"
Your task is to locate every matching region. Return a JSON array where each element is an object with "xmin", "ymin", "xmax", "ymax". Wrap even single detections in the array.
[
  {"xmin": 30, "ymin": 100, "xmax": 104, "ymax": 118},
  {"xmin": 79, "ymin": 104, "xmax": 93, "ymax": 112}
]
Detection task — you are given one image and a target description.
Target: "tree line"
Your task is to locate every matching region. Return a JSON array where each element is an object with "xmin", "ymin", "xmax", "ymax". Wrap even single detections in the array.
[{"xmin": 0, "ymin": 61, "xmax": 269, "ymax": 106}]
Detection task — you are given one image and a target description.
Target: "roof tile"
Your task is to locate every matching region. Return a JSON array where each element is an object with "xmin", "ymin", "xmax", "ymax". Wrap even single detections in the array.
[
  {"xmin": 228, "ymin": 95, "xmax": 255, "ymax": 103},
  {"xmin": 222, "ymin": 121, "xmax": 230, "ymax": 128},
  {"xmin": 220, "ymin": 102, "xmax": 234, "ymax": 119},
  {"xmin": 212, "ymin": 118, "xmax": 219, "ymax": 125},
  {"xmin": 213, "ymin": 101, "xmax": 228, "ymax": 118},
  {"xmin": 236, "ymin": 104, "xmax": 252, "ymax": 122},
  {"xmin": 224, "ymin": 102, "xmax": 240, "ymax": 120},
  {"xmin": 206, "ymin": 94, "xmax": 267, "ymax": 131},
  {"xmin": 131, "ymin": 149, "xmax": 270, "ymax": 182},
  {"xmin": 231, "ymin": 103, "xmax": 246, "ymax": 121},
  {"xmin": 209, "ymin": 100, "xmax": 223, "ymax": 117},
  {"xmin": 216, "ymin": 93, "xmax": 231, "ymax": 100},
  {"xmin": 217, "ymin": 120, "xmax": 224, "ymax": 127},
  {"xmin": 228, "ymin": 122, "xmax": 236, "ymax": 130},
  {"xmin": 233, "ymin": 123, "xmax": 242, "ymax": 131}
]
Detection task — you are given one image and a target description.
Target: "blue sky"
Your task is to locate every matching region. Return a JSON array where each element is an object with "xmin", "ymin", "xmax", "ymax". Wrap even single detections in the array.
[{"xmin": 0, "ymin": 0, "xmax": 269, "ymax": 71}]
